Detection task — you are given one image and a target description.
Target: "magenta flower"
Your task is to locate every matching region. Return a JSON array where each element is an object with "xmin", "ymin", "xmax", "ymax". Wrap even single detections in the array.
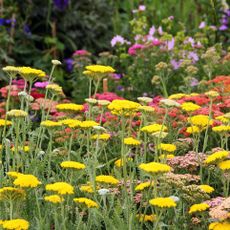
[
  {"xmin": 73, "ymin": 50, "xmax": 90, "ymax": 56},
  {"xmin": 128, "ymin": 44, "xmax": 145, "ymax": 55},
  {"xmin": 34, "ymin": 81, "xmax": 49, "ymax": 89}
]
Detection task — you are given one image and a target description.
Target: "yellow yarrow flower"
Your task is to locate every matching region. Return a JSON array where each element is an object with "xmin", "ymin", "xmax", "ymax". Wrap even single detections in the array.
[
  {"xmin": 141, "ymin": 124, "xmax": 167, "ymax": 133},
  {"xmin": 215, "ymin": 115, "xmax": 229, "ymax": 124},
  {"xmin": 13, "ymin": 174, "xmax": 41, "ymax": 188},
  {"xmin": 2, "ymin": 66, "xmax": 19, "ymax": 78},
  {"xmin": 186, "ymin": 126, "xmax": 201, "ymax": 134},
  {"xmin": 168, "ymin": 93, "xmax": 186, "ymax": 100},
  {"xmin": 60, "ymin": 161, "xmax": 86, "ymax": 170},
  {"xmin": 181, "ymin": 102, "xmax": 201, "ymax": 112},
  {"xmin": 85, "ymin": 65, "xmax": 115, "ymax": 74},
  {"xmin": 2, "ymin": 219, "xmax": 29, "ymax": 230},
  {"xmin": 46, "ymin": 84, "xmax": 63, "ymax": 95},
  {"xmin": 123, "ymin": 137, "xmax": 141, "ymax": 146},
  {"xmin": 7, "ymin": 171, "xmax": 23, "ymax": 179},
  {"xmin": 205, "ymin": 90, "xmax": 219, "ymax": 98},
  {"xmin": 7, "ymin": 110, "xmax": 28, "ymax": 118},
  {"xmin": 135, "ymin": 181, "xmax": 154, "ymax": 191},
  {"xmin": 159, "ymin": 154, "xmax": 175, "ymax": 160},
  {"xmin": 0, "ymin": 187, "xmax": 26, "ymax": 201},
  {"xmin": 198, "ymin": 185, "xmax": 214, "ymax": 194},
  {"xmin": 40, "ymin": 120, "xmax": 62, "ymax": 128},
  {"xmin": 18, "ymin": 66, "xmax": 46, "ymax": 81},
  {"xmin": 209, "ymin": 221, "xmax": 230, "ymax": 230},
  {"xmin": 11, "ymin": 146, "xmax": 30, "ymax": 153},
  {"xmin": 157, "ymin": 143, "xmax": 176, "ymax": 152},
  {"xmin": 212, "ymin": 125, "xmax": 230, "ymax": 133},
  {"xmin": 44, "ymin": 195, "xmax": 64, "ymax": 204},
  {"xmin": 46, "ymin": 182, "xmax": 74, "ymax": 195},
  {"xmin": 56, "ymin": 103, "xmax": 84, "ymax": 112},
  {"xmin": 189, "ymin": 203, "xmax": 209, "ymax": 214},
  {"xmin": 74, "ymin": 197, "xmax": 99, "ymax": 208},
  {"xmin": 96, "ymin": 175, "xmax": 119, "ymax": 185},
  {"xmin": 204, "ymin": 151, "xmax": 229, "ymax": 164},
  {"xmin": 139, "ymin": 106, "xmax": 155, "ymax": 113},
  {"xmin": 0, "ymin": 119, "xmax": 12, "ymax": 127},
  {"xmin": 149, "ymin": 197, "xmax": 176, "ymax": 208},
  {"xmin": 136, "ymin": 214, "xmax": 156, "ymax": 222},
  {"xmin": 79, "ymin": 120, "xmax": 99, "ymax": 129},
  {"xmin": 80, "ymin": 185, "xmax": 94, "ymax": 193},
  {"xmin": 91, "ymin": 133, "xmax": 111, "ymax": 141},
  {"xmin": 189, "ymin": 115, "xmax": 213, "ymax": 127},
  {"xmin": 139, "ymin": 162, "xmax": 171, "ymax": 175},
  {"xmin": 114, "ymin": 158, "xmax": 133, "ymax": 168},
  {"xmin": 218, "ymin": 160, "xmax": 230, "ymax": 171}
]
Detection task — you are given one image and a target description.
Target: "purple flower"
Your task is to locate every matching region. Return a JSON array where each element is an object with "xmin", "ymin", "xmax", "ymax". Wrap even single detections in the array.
[
  {"xmin": 34, "ymin": 81, "xmax": 49, "ymax": 88},
  {"xmin": 190, "ymin": 78, "xmax": 199, "ymax": 87},
  {"xmin": 111, "ymin": 35, "xmax": 125, "ymax": 47},
  {"xmin": 117, "ymin": 85, "xmax": 124, "ymax": 91},
  {"xmin": 168, "ymin": 16, "xmax": 174, "ymax": 20},
  {"xmin": 158, "ymin": 26, "xmax": 163, "ymax": 35},
  {"xmin": 64, "ymin": 58, "xmax": 74, "ymax": 72},
  {"xmin": 170, "ymin": 59, "xmax": 182, "ymax": 70},
  {"xmin": 219, "ymin": 24, "xmax": 228, "ymax": 31},
  {"xmin": 188, "ymin": 52, "xmax": 199, "ymax": 62},
  {"xmin": 199, "ymin": 21, "xmax": 206, "ymax": 29},
  {"xmin": 149, "ymin": 26, "xmax": 156, "ymax": 36},
  {"xmin": 138, "ymin": 5, "xmax": 146, "ymax": 11},
  {"xmin": 23, "ymin": 24, "xmax": 32, "ymax": 36},
  {"xmin": 112, "ymin": 73, "xmax": 122, "ymax": 80},
  {"xmin": 167, "ymin": 38, "xmax": 175, "ymax": 50},
  {"xmin": 53, "ymin": 0, "xmax": 69, "ymax": 10}
]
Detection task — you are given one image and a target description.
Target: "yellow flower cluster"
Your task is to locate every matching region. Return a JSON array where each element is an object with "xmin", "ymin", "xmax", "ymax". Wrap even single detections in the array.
[
  {"xmin": 204, "ymin": 151, "xmax": 229, "ymax": 164},
  {"xmin": 1, "ymin": 219, "xmax": 29, "ymax": 230},
  {"xmin": 13, "ymin": 174, "xmax": 41, "ymax": 188},
  {"xmin": 91, "ymin": 133, "xmax": 111, "ymax": 141},
  {"xmin": 218, "ymin": 160, "xmax": 230, "ymax": 171},
  {"xmin": 168, "ymin": 93, "xmax": 186, "ymax": 100},
  {"xmin": 181, "ymin": 102, "xmax": 201, "ymax": 112},
  {"xmin": 159, "ymin": 154, "xmax": 175, "ymax": 159},
  {"xmin": 141, "ymin": 124, "xmax": 167, "ymax": 133},
  {"xmin": 135, "ymin": 181, "xmax": 154, "ymax": 191},
  {"xmin": 199, "ymin": 185, "xmax": 214, "ymax": 194},
  {"xmin": 7, "ymin": 110, "xmax": 28, "ymax": 118},
  {"xmin": 123, "ymin": 137, "xmax": 141, "ymax": 146},
  {"xmin": 209, "ymin": 221, "xmax": 230, "ymax": 230},
  {"xmin": 212, "ymin": 125, "xmax": 230, "ymax": 133},
  {"xmin": 149, "ymin": 197, "xmax": 176, "ymax": 208},
  {"xmin": 136, "ymin": 214, "xmax": 155, "ymax": 222},
  {"xmin": 46, "ymin": 84, "xmax": 63, "ymax": 95},
  {"xmin": 186, "ymin": 126, "xmax": 201, "ymax": 134},
  {"xmin": 114, "ymin": 158, "xmax": 133, "ymax": 167},
  {"xmin": 56, "ymin": 103, "xmax": 84, "ymax": 112},
  {"xmin": 189, "ymin": 203, "xmax": 209, "ymax": 214},
  {"xmin": 85, "ymin": 65, "xmax": 115, "ymax": 74},
  {"xmin": 73, "ymin": 197, "xmax": 98, "ymax": 208},
  {"xmin": 80, "ymin": 184, "xmax": 94, "ymax": 193},
  {"xmin": 0, "ymin": 187, "xmax": 25, "ymax": 201},
  {"xmin": 139, "ymin": 162, "xmax": 171, "ymax": 174},
  {"xmin": 60, "ymin": 161, "xmax": 86, "ymax": 170},
  {"xmin": 157, "ymin": 143, "xmax": 176, "ymax": 152},
  {"xmin": 7, "ymin": 171, "xmax": 23, "ymax": 178},
  {"xmin": 215, "ymin": 115, "xmax": 229, "ymax": 123},
  {"xmin": 18, "ymin": 66, "xmax": 46, "ymax": 80},
  {"xmin": 139, "ymin": 106, "xmax": 155, "ymax": 113},
  {"xmin": 2, "ymin": 66, "xmax": 19, "ymax": 77},
  {"xmin": 96, "ymin": 175, "xmax": 119, "ymax": 185},
  {"xmin": 0, "ymin": 119, "xmax": 12, "ymax": 127},
  {"xmin": 40, "ymin": 120, "xmax": 62, "ymax": 128},
  {"xmin": 46, "ymin": 182, "xmax": 74, "ymax": 195},
  {"xmin": 189, "ymin": 115, "xmax": 213, "ymax": 127},
  {"xmin": 11, "ymin": 146, "xmax": 30, "ymax": 153},
  {"xmin": 80, "ymin": 120, "xmax": 99, "ymax": 129},
  {"xmin": 44, "ymin": 195, "xmax": 64, "ymax": 204},
  {"xmin": 108, "ymin": 99, "xmax": 140, "ymax": 116}
]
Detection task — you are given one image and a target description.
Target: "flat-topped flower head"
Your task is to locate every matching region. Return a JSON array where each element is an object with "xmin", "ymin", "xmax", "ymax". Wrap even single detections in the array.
[
  {"xmin": 169, "ymin": 93, "xmax": 186, "ymax": 100},
  {"xmin": 204, "ymin": 151, "xmax": 229, "ymax": 164},
  {"xmin": 0, "ymin": 119, "xmax": 12, "ymax": 127},
  {"xmin": 186, "ymin": 126, "xmax": 201, "ymax": 134},
  {"xmin": 13, "ymin": 174, "xmax": 41, "ymax": 188},
  {"xmin": 46, "ymin": 182, "xmax": 74, "ymax": 195},
  {"xmin": 96, "ymin": 175, "xmax": 119, "ymax": 185},
  {"xmin": 198, "ymin": 185, "xmax": 214, "ymax": 194},
  {"xmin": 212, "ymin": 125, "xmax": 230, "ymax": 133},
  {"xmin": 2, "ymin": 66, "xmax": 19, "ymax": 78},
  {"xmin": 91, "ymin": 133, "xmax": 111, "ymax": 141},
  {"xmin": 7, "ymin": 171, "xmax": 23, "ymax": 179},
  {"xmin": 205, "ymin": 90, "xmax": 219, "ymax": 98},
  {"xmin": 209, "ymin": 222, "xmax": 230, "ymax": 230},
  {"xmin": 46, "ymin": 84, "xmax": 63, "ymax": 95},
  {"xmin": 149, "ymin": 197, "xmax": 176, "ymax": 208},
  {"xmin": 114, "ymin": 158, "xmax": 133, "ymax": 167},
  {"xmin": 44, "ymin": 195, "xmax": 64, "ymax": 204},
  {"xmin": 189, "ymin": 203, "xmax": 209, "ymax": 214},
  {"xmin": 136, "ymin": 214, "xmax": 156, "ymax": 222},
  {"xmin": 124, "ymin": 137, "xmax": 141, "ymax": 146},
  {"xmin": 139, "ymin": 106, "xmax": 155, "ymax": 113},
  {"xmin": 56, "ymin": 103, "xmax": 84, "ymax": 112},
  {"xmin": 159, "ymin": 154, "xmax": 175, "ymax": 160},
  {"xmin": 51, "ymin": 60, "xmax": 62, "ymax": 65},
  {"xmin": 40, "ymin": 120, "xmax": 62, "ymax": 129},
  {"xmin": 135, "ymin": 181, "xmax": 154, "ymax": 191},
  {"xmin": 85, "ymin": 65, "xmax": 115, "ymax": 74},
  {"xmin": 2, "ymin": 219, "xmax": 29, "ymax": 230},
  {"xmin": 141, "ymin": 124, "xmax": 167, "ymax": 133},
  {"xmin": 80, "ymin": 120, "xmax": 99, "ymax": 129},
  {"xmin": 218, "ymin": 160, "xmax": 230, "ymax": 171},
  {"xmin": 181, "ymin": 102, "xmax": 201, "ymax": 112},
  {"xmin": 18, "ymin": 66, "xmax": 46, "ymax": 81},
  {"xmin": 108, "ymin": 99, "xmax": 140, "ymax": 116},
  {"xmin": 0, "ymin": 187, "xmax": 26, "ymax": 201},
  {"xmin": 60, "ymin": 161, "xmax": 86, "ymax": 170},
  {"xmin": 160, "ymin": 99, "xmax": 180, "ymax": 107},
  {"xmin": 137, "ymin": 97, "xmax": 153, "ymax": 104},
  {"xmin": 7, "ymin": 110, "xmax": 28, "ymax": 118},
  {"xmin": 189, "ymin": 115, "xmax": 213, "ymax": 127},
  {"xmin": 80, "ymin": 184, "xmax": 94, "ymax": 193},
  {"xmin": 97, "ymin": 100, "xmax": 110, "ymax": 106},
  {"xmin": 139, "ymin": 162, "xmax": 171, "ymax": 175},
  {"xmin": 157, "ymin": 143, "xmax": 176, "ymax": 152},
  {"xmin": 73, "ymin": 197, "xmax": 98, "ymax": 208}
]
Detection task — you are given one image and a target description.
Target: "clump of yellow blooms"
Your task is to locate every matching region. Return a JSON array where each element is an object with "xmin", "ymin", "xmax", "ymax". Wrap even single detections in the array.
[
  {"xmin": 64, "ymin": 120, "xmax": 82, "ymax": 129},
  {"xmin": 18, "ymin": 66, "xmax": 46, "ymax": 81},
  {"xmin": 60, "ymin": 161, "xmax": 86, "ymax": 170},
  {"xmin": 168, "ymin": 93, "xmax": 186, "ymax": 100},
  {"xmin": 79, "ymin": 120, "xmax": 99, "ymax": 129},
  {"xmin": 74, "ymin": 197, "xmax": 99, "ymax": 208},
  {"xmin": 149, "ymin": 197, "xmax": 176, "ymax": 208},
  {"xmin": 91, "ymin": 133, "xmax": 111, "ymax": 141},
  {"xmin": 141, "ymin": 124, "xmax": 167, "ymax": 133},
  {"xmin": 114, "ymin": 158, "xmax": 133, "ymax": 167},
  {"xmin": 189, "ymin": 115, "xmax": 213, "ymax": 128},
  {"xmin": 205, "ymin": 90, "xmax": 219, "ymax": 98},
  {"xmin": 139, "ymin": 106, "xmax": 155, "ymax": 113},
  {"xmin": 1, "ymin": 219, "xmax": 29, "ymax": 230},
  {"xmin": 157, "ymin": 143, "xmax": 176, "ymax": 152},
  {"xmin": 7, "ymin": 171, "xmax": 23, "ymax": 178},
  {"xmin": 108, "ymin": 99, "xmax": 140, "ymax": 116},
  {"xmin": 11, "ymin": 146, "xmax": 30, "ymax": 153},
  {"xmin": 159, "ymin": 154, "xmax": 175, "ymax": 160},
  {"xmin": 0, "ymin": 187, "xmax": 26, "ymax": 201},
  {"xmin": 215, "ymin": 115, "xmax": 229, "ymax": 123},
  {"xmin": 80, "ymin": 184, "xmax": 94, "ymax": 193},
  {"xmin": 209, "ymin": 221, "xmax": 230, "ymax": 230},
  {"xmin": 135, "ymin": 181, "xmax": 154, "ymax": 191},
  {"xmin": 46, "ymin": 84, "xmax": 63, "ymax": 95},
  {"xmin": 198, "ymin": 185, "xmax": 214, "ymax": 194},
  {"xmin": 204, "ymin": 151, "xmax": 229, "ymax": 164},
  {"xmin": 85, "ymin": 65, "xmax": 115, "ymax": 74},
  {"xmin": 7, "ymin": 110, "xmax": 28, "ymax": 118},
  {"xmin": 139, "ymin": 162, "xmax": 171, "ymax": 175},
  {"xmin": 136, "ymin": 214, "xmax": 155, "ymax": 222},
  {"xmin": 40, "ymin": 120, "xmax": 62, "ymax": 128},
  {"xmin": 96, "ymin": 175, "xmax": 119, "ymax": 185},
  {"xmin": 218, "ymin": 160, "xmax": 230, "ymax": 171},
  {"xmin": 56, "ymin": 103, "xmax": 84, "ymax": 112},
  {"xmin": 46, "ymin": 182, "xmax": 74, "ymax": 195},
  {"xmin": 181, "ymin": 102, "xmax": 201, "ymax": 112},
  {"xmin": 123, "ymin": 137, "xmax": 141, "ymax": 146},
  {"xmin": 186, "ymin": 126, "xmax": 201, "ymax": 134},
  {"xmin": 0, "ymin": 119, "xmax": 12, "ymax": 127},
  {"xmin": 44, "ymin": 195, "xmax": 64, "ymax": 204},
  {"xmin": 2, "ymin": 66, "xmax": 19, "ymax": 78},
  {"xmin": 188, "ymin": 203, "xmax": 210, "ymax": 214},
  {"xmin": 13, "ymin": 174, "xmax": 41, "ymax": 188},
  {"xmin": 212, "ymin": 125, "xmax": 230, "ymax": 133}
]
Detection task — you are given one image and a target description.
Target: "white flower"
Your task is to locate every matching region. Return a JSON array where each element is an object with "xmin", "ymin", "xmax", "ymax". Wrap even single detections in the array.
[
  {"xmin": 18, "ymin": 91, "xmax": 27, "ymax": 97},
  {"xmin": 51, "ymin": 60, "xmax": 62, "ymax": 65},
  {"xmin": 170, "ymin": 195, "xmax": 180, "ymax": 202},
  {"xmin": 137, "ymin": 97, "xmax": 152, "ymax": 103},
  {"xmin": 98, "ymin": 188, "xmax": 110, "ymax": 196}
]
